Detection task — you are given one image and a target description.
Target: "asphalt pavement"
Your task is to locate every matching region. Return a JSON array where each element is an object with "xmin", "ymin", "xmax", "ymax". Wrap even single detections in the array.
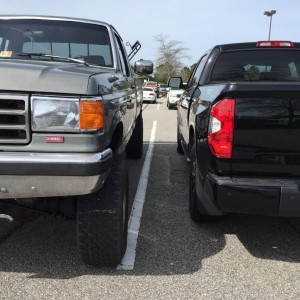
[{"xmin": 0, "ymin": 97, "xmax": 300, "ymax": 300}]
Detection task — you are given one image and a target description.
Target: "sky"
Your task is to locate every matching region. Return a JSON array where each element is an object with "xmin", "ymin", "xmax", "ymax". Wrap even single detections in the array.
[{"xmin": 1, "ymin": 0, "xmax": 300, "ymax": 68}]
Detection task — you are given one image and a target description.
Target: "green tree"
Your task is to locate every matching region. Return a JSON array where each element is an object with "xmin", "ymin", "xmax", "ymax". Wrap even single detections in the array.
[
  {"xmin": 190, "ymin": 63, "xmax": 197, "ymax": 72},
  {"xmin": 180, "ymin": 66, "xmax": 192, "ymax": 82},
  {"xmin": 178, "ymin": 63, "xmax": 198, "ymax": 83},
  {"xmin": 154, "ymin": 34, "xmax": 190, "ymax": 83},
  {"xmin": 248, "ymin": 65, "xmax": 260, "ymax": 80}
]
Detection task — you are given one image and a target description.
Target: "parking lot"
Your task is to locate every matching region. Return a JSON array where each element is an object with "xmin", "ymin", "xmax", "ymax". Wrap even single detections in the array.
[{"xmin": 0, "ymin": 97, "xmax": 300, "ymax": 300}]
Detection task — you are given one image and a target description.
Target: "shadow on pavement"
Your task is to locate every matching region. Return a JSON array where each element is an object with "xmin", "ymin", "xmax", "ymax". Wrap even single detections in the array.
[
  {"xmin": 0, "ymin": 143, "xmax": 299, "ymax": 279},
  {"xmin": 223, "ymin": 214, "xmax": 300, "ymax": 263},
  {"xmin": 132, "ymin": 144, "xmax": 300, "ymax": 275}
]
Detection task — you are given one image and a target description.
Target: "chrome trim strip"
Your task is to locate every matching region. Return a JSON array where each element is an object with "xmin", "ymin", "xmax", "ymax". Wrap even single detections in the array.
[{"xmin": 0, "ymin": 148, "xmax": 112, "ymax": 163}]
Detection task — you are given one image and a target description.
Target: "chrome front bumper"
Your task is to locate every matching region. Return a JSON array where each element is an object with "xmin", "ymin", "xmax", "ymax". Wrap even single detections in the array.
[{"xmin": 0, "ymin": 149, "xmax": 113, "ymax": 198}]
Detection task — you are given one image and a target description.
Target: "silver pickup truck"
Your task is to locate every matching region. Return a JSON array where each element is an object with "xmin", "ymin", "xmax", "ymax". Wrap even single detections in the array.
[{"xmin": 0, "ymin": 15, "xmax": 153, "ymax": 267}]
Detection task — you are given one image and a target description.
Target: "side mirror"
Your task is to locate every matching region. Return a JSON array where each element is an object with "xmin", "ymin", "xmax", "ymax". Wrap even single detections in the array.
[
  {"xmin": 134, "ymin": 60, "xmax": 153, "ymax": 75},
  {"xmin": 168, "ymin": 77, "xmax": 183, "ymax": 89}
]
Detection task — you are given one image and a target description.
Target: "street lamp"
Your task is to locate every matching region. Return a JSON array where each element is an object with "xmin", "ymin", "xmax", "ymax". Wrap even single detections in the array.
[{"xmin": 264, "ymin": 10, "xmax": 276, "ymax": 40}]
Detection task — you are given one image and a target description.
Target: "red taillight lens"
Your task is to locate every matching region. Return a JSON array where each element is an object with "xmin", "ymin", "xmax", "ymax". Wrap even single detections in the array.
[
  {"xmin": 256, "ymin": 41, "xmax": 294, "ymax": 48},
  {"xmin": 149, "ymin": 93, "xmax": 155, "ymax": 96},
  {"xmin": 208, "ymin": 99, "xmax": 235, "ymax": 158}
]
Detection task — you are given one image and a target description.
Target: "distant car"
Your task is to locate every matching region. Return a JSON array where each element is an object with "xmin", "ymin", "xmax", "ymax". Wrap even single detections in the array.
[
  {"xmin": 144, "ymin": 81, "xmax": 159, "ymax": 98},
  {"xmin": 167, "ymin": 88, "xmax": 184, "ymax": 109},
  {"xmin": 143, "ymin": 87, "xmax": 157, "ymax": 103},
  {"xmin": 159, "ymin": 84, "xmax": 169, "ymax": 97}
]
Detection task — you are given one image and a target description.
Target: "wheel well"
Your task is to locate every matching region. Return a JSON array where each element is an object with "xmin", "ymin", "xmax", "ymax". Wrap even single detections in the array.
[{"xmin": 109, "ymin": 122, "xmax": 123, "ymax": 153}]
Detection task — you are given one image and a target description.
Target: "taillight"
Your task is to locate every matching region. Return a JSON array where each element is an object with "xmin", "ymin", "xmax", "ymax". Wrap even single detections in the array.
[
  {"xmin": 149, "ymin": 93, "xmax": 155, "ymax": 96},
  {"xmin": 208, "ymin": 99, "xmax": 235, "ymax": 158},
  {"xmin": 256, "ymin": 41, "xmax": 294, "ymax": 48}
]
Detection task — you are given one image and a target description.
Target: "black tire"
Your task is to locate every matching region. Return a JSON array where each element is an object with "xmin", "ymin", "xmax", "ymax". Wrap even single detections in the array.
[
  {"xmin": 189, "ymin": 144, "xmax": 205, "ymax": 222},
  {"xmin": 189, "ymin": 144, "xmax": 218, "ymax": 223},
  {"xmin": 177, "ymin": 125, "xmax": 184, "ymax": 154},
  {"xmin": 126, "ymin": 113, "xmax": 143, "ymax": 159},
  {"xmin": 76, "ymin": 152, "xmax": 129, "ymax": 267}
]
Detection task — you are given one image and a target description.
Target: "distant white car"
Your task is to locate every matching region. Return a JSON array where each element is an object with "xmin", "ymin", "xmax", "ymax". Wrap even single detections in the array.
[
  {"xmin": 143, "ymin": 87, "xmax": 157, "ymax": 103},
  {"xmin": 167, "ymin": 88, "xmax": 184, "ymax": 109},
  {"xmin": 158, "ymin": 84, "xmax": 170, "ymax": 97}
]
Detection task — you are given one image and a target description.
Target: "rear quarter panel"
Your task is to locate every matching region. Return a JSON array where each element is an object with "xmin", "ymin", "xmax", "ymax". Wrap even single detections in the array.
[{"xmin": 193, "ymin": 84, "xmax": 236, "ymax": 182}]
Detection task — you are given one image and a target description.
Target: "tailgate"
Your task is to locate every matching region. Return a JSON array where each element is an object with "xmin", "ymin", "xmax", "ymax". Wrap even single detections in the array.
[{"xmin": 232, "ymin": 84, "xmax": 300, "ymax": 177}]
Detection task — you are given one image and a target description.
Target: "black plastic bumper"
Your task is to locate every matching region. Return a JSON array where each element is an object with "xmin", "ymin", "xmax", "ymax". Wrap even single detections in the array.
[{"xmin": 200, "ymin": 173, "xmax": 300, "ymax": 217}]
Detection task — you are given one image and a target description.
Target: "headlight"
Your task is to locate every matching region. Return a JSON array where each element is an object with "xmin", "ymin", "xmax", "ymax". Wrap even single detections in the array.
[
  {"xmin": 32, "ymin": 96, "xmax": 104, "ymax": 132},
  {"xmin": 32, "ymin": 96, "xmax": 80, "ymax": 132}
]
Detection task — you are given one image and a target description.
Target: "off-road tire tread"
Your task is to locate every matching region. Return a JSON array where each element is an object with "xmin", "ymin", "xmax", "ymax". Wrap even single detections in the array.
[
  {"xmin": 126, "ymin": 113, "xmax": 143, "ymax": 159},
  {"xmin": 77, "ymin": 152, "xmax": 128, "ymax": 267}
]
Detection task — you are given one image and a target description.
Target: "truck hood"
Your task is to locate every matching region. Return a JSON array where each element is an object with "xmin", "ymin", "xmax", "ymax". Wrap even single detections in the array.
[{"xmin": 0, "ymin": 59, "xmax": 111, "ymax": 94}]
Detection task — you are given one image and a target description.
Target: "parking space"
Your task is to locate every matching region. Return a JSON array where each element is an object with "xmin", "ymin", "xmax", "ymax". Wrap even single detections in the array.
[{"xmin": 0, "ymin": 97, "xmax": 300, "ymax": 299}]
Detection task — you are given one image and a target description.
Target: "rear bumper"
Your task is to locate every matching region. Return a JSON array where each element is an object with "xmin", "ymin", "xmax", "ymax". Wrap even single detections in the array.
[
  {"xmin": 168, "ymin": 97, "xmax": 178, "ymax": 103},
  {"xmin": 168, "ymin": 97, "xmax": 179, "ymax": 107},
  {"xmin": 143, "ymin": 97, "xmax": 156, "ymax": 102},
  {"xmin": 0, "ymin": 149, "xmax": 113, "ymax": 198},
  {"xmin": 199, "ymin": 172, "xmax": 300, "ymax": 217}
]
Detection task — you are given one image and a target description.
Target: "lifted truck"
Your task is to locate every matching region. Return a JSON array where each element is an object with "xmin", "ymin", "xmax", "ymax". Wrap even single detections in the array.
[
  {"xmin": 0, "ymin": 16, "xmax": 153, "ymax": 266},
  {"xmin": 171, "ymin": 40, "xmax": 300, "ymax": 221}
]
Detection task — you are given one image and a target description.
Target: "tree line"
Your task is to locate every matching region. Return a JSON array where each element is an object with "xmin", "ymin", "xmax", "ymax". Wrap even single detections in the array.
[{"xmin": 147, "ymin": 34, "xmax": 196, "ymax": 83}]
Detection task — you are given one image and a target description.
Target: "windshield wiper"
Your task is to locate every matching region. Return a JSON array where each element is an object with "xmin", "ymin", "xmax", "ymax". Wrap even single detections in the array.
[{"xmin": 17, "ymin": 53, "xmax": 90, "ymax": 66}]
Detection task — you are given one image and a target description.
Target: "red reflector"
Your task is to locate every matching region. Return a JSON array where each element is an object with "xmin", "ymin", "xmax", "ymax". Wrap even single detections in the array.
[
  {"xmin": 208, "ymin": 99, "xmax": 235, "ymax": 158},
  {"xmin": 256, "ymin": 41, "xmax": 294, "ymax": 48},
  {"xmin": 45, "ymin": 136, "xmax": 64, "ymax": 143}
]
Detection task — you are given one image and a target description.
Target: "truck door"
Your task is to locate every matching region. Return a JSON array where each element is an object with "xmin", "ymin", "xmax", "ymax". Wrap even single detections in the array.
[
  {"xmin": 114, "ymin": 33, "xmax": 136, "ymax": 136},
  {"xmin": 178, "ymin": 54, "xmax": 208, "ymax": 145}
]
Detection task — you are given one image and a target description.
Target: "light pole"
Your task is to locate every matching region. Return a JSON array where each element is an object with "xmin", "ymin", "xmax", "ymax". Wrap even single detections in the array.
[{"xmin": 264, "ymin": 10, "xmax": 276, "ymax": 40}]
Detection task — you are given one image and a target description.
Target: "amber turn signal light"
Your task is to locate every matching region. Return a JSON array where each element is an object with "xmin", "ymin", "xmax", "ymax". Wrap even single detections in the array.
[{"xmin": 80, "ymin": 100, "xmax": 104, "ymax": 130}]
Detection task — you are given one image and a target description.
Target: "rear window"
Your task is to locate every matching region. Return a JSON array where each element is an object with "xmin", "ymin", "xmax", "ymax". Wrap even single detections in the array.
[
  {"xmin": 210, "ymin": 50, "xmax": 300, "ymax": 82},
  {"xmin": 143, "ymin": 88, "xmax": 153, "ymax": 91},
  {"xmin": 0, "ymin": 19, "xmax": 113, "ymax": 67}
]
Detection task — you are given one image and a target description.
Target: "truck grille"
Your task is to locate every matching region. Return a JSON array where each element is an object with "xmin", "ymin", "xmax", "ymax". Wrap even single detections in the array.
[{"xmin": 0, "ymin": 94, "xmax": 30, "ymax": 144}]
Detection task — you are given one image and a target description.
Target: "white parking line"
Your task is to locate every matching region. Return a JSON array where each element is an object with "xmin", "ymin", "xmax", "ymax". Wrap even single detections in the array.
[
  {"xmin": 157, "ymin": 103, "xmax": 160, "ymax": 110},
  {"xmin": 117, "ymin": 120, "xmax": 157, "ymax": 270}
]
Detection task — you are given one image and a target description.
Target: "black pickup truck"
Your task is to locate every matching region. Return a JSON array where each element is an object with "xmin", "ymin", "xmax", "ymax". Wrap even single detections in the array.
[
  {"xmin": 0, "ymin": 16, "xmax": 153, "ymax": 266},
  {"xmin": 171, "ymin": 41, "xmax": 300, "ymax": 222}
]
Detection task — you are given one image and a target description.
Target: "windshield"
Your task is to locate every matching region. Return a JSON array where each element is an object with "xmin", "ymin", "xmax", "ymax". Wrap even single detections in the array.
[
  {"xmin": 0, "ymin": 19, "xmax": 113, "ymax": 67},
  {"xmin": 211, "ymin": 50, "xmax": 300, "ymax": 82}
]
